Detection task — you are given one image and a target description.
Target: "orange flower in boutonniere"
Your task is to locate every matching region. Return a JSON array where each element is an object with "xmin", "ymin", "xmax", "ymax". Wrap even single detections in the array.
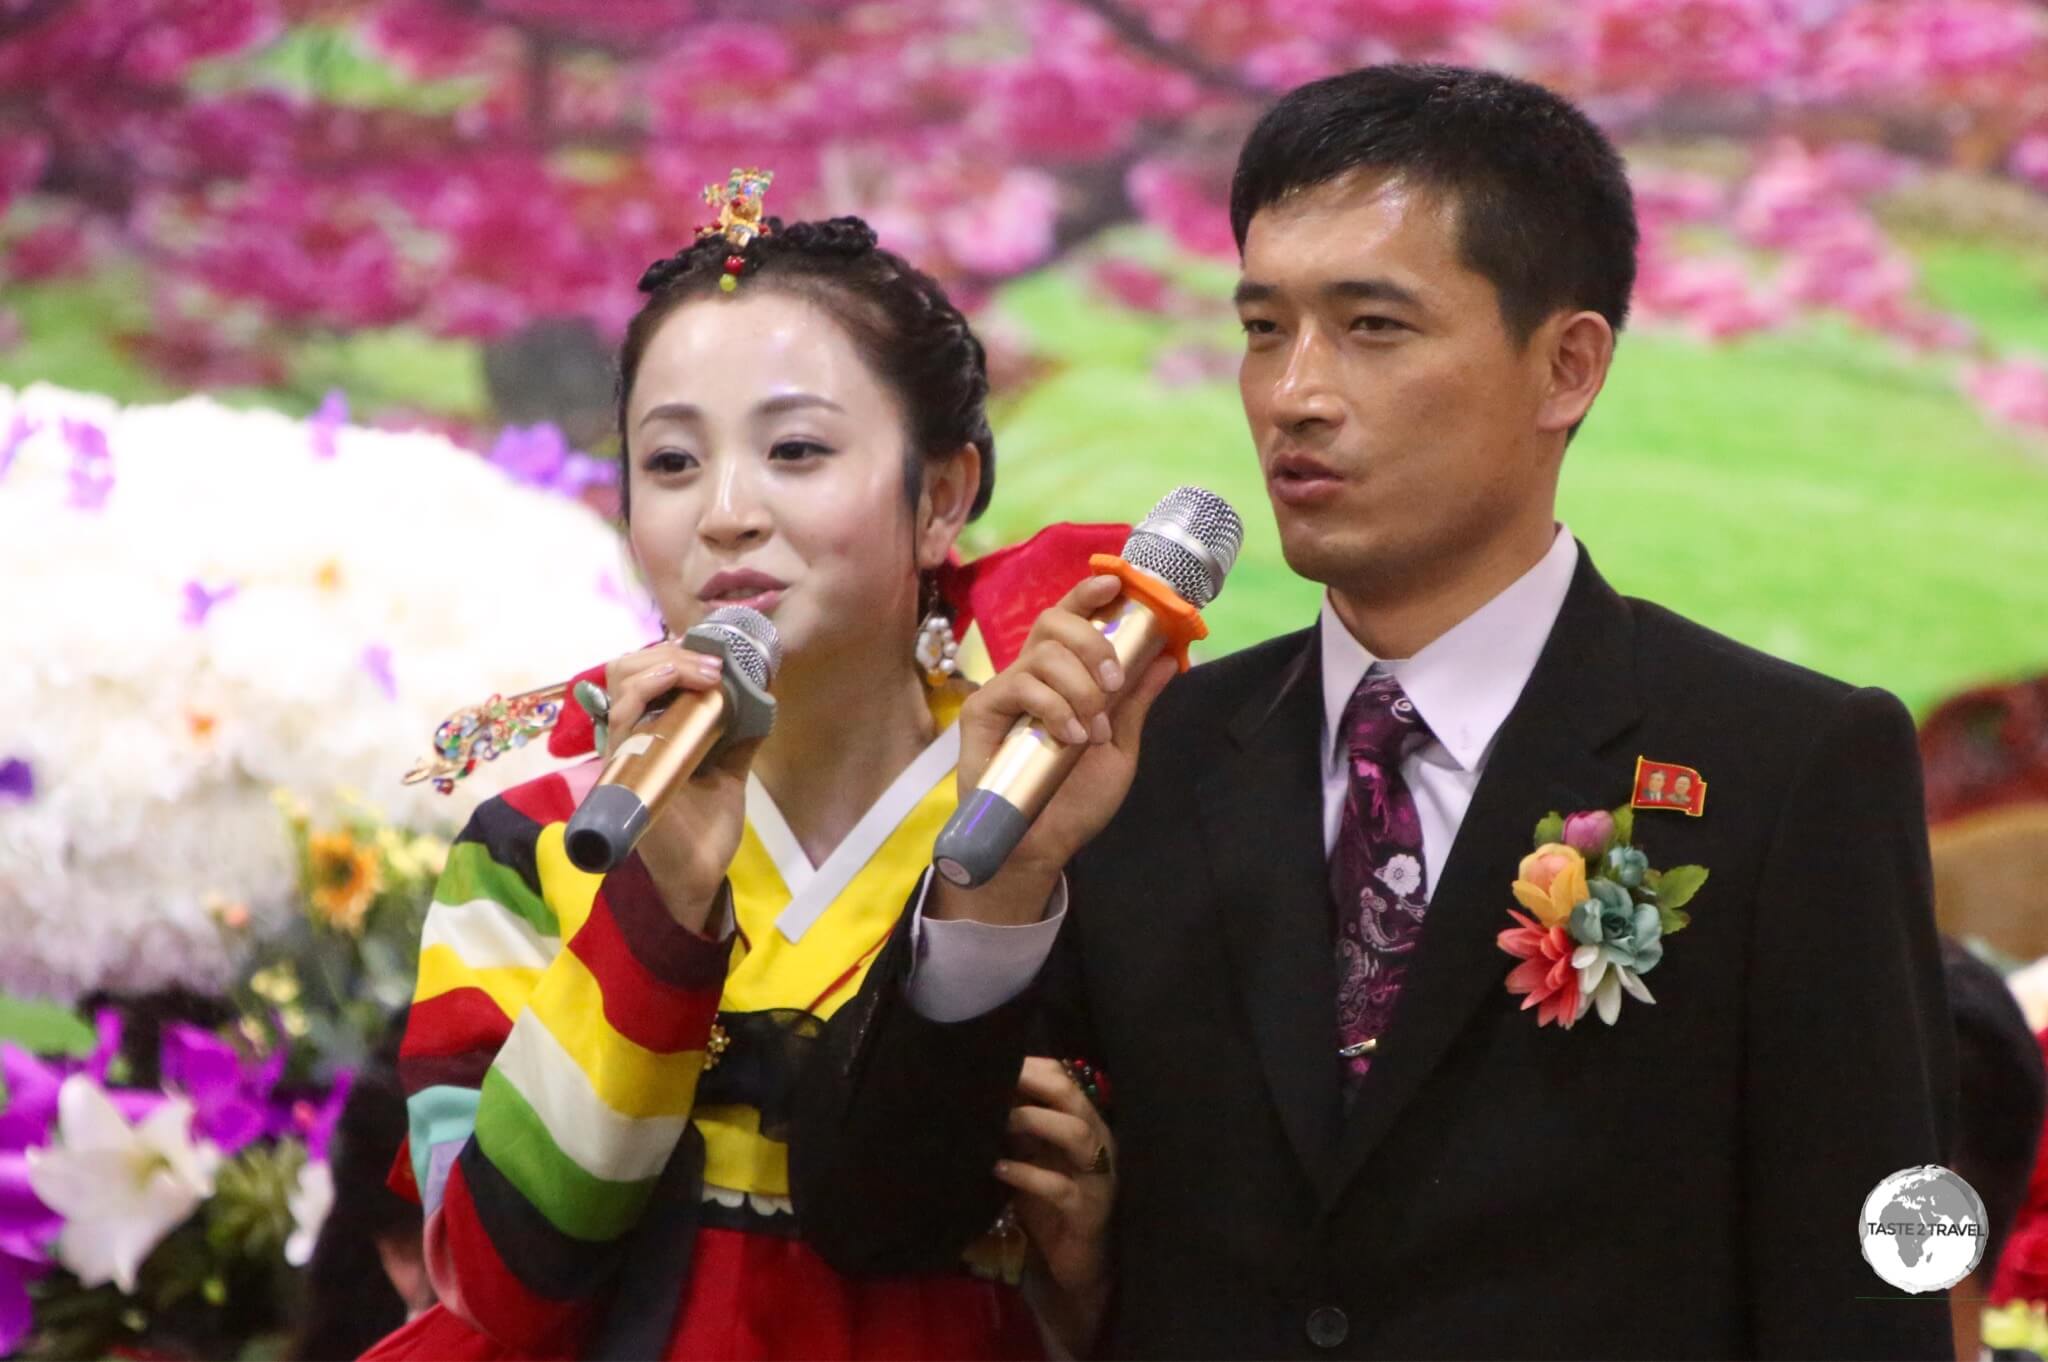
[{"xmin": 1512, "ymin": 843, "xmax": 1587, "ymax": 929}]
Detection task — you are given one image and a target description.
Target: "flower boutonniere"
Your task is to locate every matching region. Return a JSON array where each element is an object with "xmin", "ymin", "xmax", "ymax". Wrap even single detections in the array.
[{"xmin": 1497, "ymin": 806, "xmax": 1708, "ymax": 1028}]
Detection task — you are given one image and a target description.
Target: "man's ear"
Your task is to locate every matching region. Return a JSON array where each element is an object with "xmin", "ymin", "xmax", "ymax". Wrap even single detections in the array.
[
  {"xmin": 916, "ymin": 444, "xmax": 982, "ymax": 570},
  {"xmin": 1534, "ymin": 310, "xmax": 1616, "ymax": 437}
]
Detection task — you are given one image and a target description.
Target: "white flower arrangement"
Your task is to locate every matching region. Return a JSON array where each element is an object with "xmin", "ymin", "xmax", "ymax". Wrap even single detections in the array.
[{"xmin": 0, "ymin": 384, "xmax": 651, "ymax": 1002}]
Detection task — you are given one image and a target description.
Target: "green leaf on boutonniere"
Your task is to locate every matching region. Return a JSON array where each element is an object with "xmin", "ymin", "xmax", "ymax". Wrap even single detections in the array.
[
  {"xmin": 1656, "ymin": 864, "xmax": 1709, "ymax": 911},
  {"xmin": 1611, "ymin": 804, "xmax": 1635, "ymax": 847},
  {"xmin": 1533, "ymin": 811, "xmax": 1564, "ymax": 847},
  {"xmin": 1658, "ymin": 903, "xmax": 1693, "ymax": 935}
]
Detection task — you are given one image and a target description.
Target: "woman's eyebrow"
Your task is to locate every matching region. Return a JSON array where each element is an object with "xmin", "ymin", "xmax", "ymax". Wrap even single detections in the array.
[
  {"xmin": 638, "ymin": 401, "xmax": 701, "ymax": 429},
  {"xmin": 639, "ymin": 393, "xmax": 848, "ymax": 429},
  {"xmin": 756, "ymin": 392, "xmax": 847, "ymax": 417}
]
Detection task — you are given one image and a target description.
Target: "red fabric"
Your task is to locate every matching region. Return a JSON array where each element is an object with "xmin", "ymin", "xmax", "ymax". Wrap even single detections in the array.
[
  {"xmin": 566, "ymin": 875, "xmax": 726, "ymax": 1052},
  {"xmin": 938, "ymin": 523, "xmax": 1129, "ymax": 672},
  {"xmin": 370, "ymin": 1158, "xmax": 592, "ymax": 1358},
  {"xmin": 1991, "ymin": 1027, "xmax": 2048, "ymax": 1304},
  {"xmin": 400, "ymin": 988, "xmax": 515, "ymax": 1074},
  {"xmin": 496, "ymin": 768, "xmax": 578, "ymax": 825},
  {"xmin": 386, "ymin": 1141, "xmax": 421, "ymax": 1207},
  {"xmin": 1920, "ymin": 674, "xmax": 2048, "ymax": 825},
  {"xmin": 359, "ymin": 1226, "xmax": 1040, "ymax": 1361},
  {"xmin": 546, "ymin": 660, "xmax": 616, "ymax": 760}
]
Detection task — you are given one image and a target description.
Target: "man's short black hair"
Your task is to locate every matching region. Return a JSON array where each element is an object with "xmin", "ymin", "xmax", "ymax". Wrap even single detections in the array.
[
  {"xmin": 1230, "ymin": 64, "xmax": 1638, "ymax": 347},
  {"xmin": 1945, "ymin": 937, "xmax": 2046, "ymax": 1276}
]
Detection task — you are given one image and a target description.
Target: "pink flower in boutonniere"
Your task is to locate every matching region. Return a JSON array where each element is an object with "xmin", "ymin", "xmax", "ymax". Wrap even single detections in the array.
[
  {"xmin": 1498, "ymin": 910, "xmax": 1584, "ymax": 1027},
  {"xmin": 1512, "ymin": 843, "xmax": 1586, "ymax": 929},
  {"xmin": 1561, "ymin": 810, "xmax": 1614, "ymax": 857}
]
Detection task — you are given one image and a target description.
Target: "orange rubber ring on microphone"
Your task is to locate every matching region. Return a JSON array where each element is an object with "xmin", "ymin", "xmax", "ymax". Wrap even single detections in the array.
[{"xmin": 1088, "ymin": 553, "xmax": 1208, "ymax": 672}]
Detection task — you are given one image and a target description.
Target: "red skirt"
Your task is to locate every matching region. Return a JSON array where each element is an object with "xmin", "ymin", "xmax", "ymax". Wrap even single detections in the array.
[{"xmin": 361, "ymin": 1227, "xmax": 1044, "ymax": 1361}]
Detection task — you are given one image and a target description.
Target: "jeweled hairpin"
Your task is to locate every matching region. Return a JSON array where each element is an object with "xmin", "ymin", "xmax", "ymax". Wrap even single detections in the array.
[
  {"xmin": 401, "ymin": 683, "xmax": 568, "ymax": 794},
  {"xmin": 699, "ymin": 166, "xmax": 774, "ymax": 292}
]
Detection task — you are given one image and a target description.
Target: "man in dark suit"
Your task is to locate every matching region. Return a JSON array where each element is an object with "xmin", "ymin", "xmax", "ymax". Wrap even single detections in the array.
[{"xmin": 793, "ymin": 64, "xmax": 1954, "ymax": 1359}]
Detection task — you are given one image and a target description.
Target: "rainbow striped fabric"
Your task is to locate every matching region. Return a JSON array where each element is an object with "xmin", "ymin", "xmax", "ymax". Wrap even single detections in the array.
[
  {"xmin": 401, "ymin": 770, "xmax": 732, "ymax": 1345},
  {"xmin": 395, "ymin": 693, "xmax": 988, "ymax": 1351}
]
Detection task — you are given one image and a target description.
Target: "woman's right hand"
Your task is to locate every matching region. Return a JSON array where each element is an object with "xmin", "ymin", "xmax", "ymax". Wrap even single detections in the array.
[{"xmin": 602, "ymin": 640, "xmax": 759, "ymax": 935}]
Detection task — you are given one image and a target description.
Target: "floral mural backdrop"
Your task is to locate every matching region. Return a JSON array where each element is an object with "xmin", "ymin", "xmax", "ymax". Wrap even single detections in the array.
[{"xmin": 2, "ymin": 0, "xmax": 2047, "ymax": 1355}]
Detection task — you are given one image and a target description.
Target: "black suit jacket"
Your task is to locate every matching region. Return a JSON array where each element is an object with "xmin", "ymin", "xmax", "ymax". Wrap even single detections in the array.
[{"xmin": 793, "ymin": 549, "xmax": 1956, "ymax": 1359}]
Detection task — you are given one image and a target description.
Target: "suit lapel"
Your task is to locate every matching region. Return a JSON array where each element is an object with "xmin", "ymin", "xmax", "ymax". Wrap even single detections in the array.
[
  {"xmin": 1197, "ymin": 628, "xmax": 1344, "ymax": 1184},
  {"xmin": 1324, "ymin": 549, "xmax": 1643, "ymax": 1202}
]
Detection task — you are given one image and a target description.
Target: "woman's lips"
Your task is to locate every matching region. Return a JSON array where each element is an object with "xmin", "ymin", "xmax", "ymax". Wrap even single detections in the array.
[
  {"xmin": 698, "ymin": 570, "xmax": 787, "ymax": 613},
  {"xmin": 1268, "ymin": 453, "xmax": 1345, "ymax": 507}
]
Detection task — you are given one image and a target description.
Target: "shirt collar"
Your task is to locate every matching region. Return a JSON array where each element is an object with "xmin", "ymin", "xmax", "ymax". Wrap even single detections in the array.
[{"xmin": 1320, "ymin": 526, "xmax": 1580, "ymax": 773}]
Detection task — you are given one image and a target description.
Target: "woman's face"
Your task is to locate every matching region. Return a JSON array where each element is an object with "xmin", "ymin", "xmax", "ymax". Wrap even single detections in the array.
[{"xmin": 623, "ymin": 290, "xmax": 963, "ymax": 676}]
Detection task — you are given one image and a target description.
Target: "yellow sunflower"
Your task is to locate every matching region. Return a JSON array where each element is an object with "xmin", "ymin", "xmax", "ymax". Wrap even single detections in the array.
[{"xmin": 308, "ymin": 830, "xmax": 382, "ymax": 934}]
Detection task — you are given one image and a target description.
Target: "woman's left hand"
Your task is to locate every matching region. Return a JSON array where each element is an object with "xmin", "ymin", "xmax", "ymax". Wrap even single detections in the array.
[{"xmin": 995, "ymin": 1057, "xmax": 1116, "ymax": 1340}]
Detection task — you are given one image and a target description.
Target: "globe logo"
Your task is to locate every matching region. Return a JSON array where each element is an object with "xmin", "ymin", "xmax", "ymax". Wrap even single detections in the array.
[{"xmin": 1859, "ymin": 1165, "xmax": 1988, "ymax": 1293}]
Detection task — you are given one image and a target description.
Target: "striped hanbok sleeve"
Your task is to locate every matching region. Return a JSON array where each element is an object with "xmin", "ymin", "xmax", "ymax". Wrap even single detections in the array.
[{"xmin": 397, "ymin": 778, "xmax": 731, "ymax": 1351}]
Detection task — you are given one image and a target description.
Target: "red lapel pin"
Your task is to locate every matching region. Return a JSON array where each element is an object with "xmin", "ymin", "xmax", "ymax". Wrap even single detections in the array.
[{"xmin": 1632, "ymin": 756, "xmax": 1706, "ymax": 817}]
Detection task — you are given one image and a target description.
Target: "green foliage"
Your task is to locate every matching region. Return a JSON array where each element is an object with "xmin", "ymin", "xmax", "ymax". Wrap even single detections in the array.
[
  {"xmin": 1655, "ymin": 865, "xmax": 1710, "ymax": 913},
  {"xmin": 208, "ymin": 1141, "xmax": 306, "ymax": 1263},
  {"xmin": 0, "ymin": 272, "xmax": 179, "ymax": 404},
  {"xmin": 0, "ymin": 995, "xmax": 95, "ymax": 1107},
  {"xmin": 0, "ymin": 994, "xmax": 96, "ymax": 1055},
  {"xmin": 187, "ymin": 22, "xmax": 483, "ymax": 113}
]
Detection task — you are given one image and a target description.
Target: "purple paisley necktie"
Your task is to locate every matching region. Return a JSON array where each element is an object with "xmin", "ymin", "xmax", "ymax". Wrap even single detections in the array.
[{"xmin": 1330, "ymin": 669, "xmax": 1432, "ymax": 1089}]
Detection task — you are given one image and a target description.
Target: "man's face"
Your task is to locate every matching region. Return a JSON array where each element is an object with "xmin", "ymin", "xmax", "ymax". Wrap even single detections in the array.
[{"xmin": 1235, "ymin": 172, "xmax": 1560, "ymax": 599}]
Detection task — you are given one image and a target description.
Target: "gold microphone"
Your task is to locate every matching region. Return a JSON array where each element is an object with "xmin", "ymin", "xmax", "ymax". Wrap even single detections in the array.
[
  {"xmin": 563, "ymin": 605, "xmax": 780, "ymax": 874},
  {"xmin": 931, "ymin": 487, "xmax": 1244, "ymax": 888}
]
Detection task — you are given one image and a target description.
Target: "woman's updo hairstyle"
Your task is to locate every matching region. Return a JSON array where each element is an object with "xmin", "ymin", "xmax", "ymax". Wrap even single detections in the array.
[{"xmin": 616, "ymin": 214, "xmax": 994, "ymax": 526}]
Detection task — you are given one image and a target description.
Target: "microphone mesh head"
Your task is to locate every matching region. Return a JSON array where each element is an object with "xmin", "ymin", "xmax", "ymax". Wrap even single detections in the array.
[
  {"xmin": 690, "ymin": 605, "xmax": 782, "ymax": 688},
  {"xmin": 1120, "ymin": 486, "xmax": 1245, "ymax": 607}
]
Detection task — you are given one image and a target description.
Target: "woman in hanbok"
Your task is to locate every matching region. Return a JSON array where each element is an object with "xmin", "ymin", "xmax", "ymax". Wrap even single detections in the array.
[{"xmin": 363, "ymin": 175, "xmax": 1128, "ymax": 1361}]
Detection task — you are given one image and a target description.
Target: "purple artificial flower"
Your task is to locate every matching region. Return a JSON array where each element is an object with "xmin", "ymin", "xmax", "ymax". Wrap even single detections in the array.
[
  {"xmin": 0, "ymin": 413, "xmax": 33, "ymax": 483},
  {"xmin": 0, "ymin": 758, "xmax": 30, "ymax": 805},
  {"xmin": 60, "ymin": 418, "xmax": 112, "ymax": 511},
  {"xmin": 309, "ymin": 390, "xmax": 348, "ymax": 459},
  {"xmin": 0, "ymin": 1209, "xmax": 50, "ymax": 1357},
  {"xmin": 487, "ymin": 422, "xmax": 568, "ymax": 488},
  {"xmin": 0, "ymin": 1157, "xmax": 59, "ymax": 1247},
  {"xmin": 181, "ymin": 579, "xmax": 239, "ymax": 627},
  {"xmin": 360, "ymin": 644, "xmax": 397, "ymax": 700},
  {"xmin": 0, "ymin": 1011, "xmax": 128, "ymax": 1352},
  {"xmin": 286, "ymin": 1069, "xmax": 354, "ymax": 1162},
  {"xmin": 159, "ymin": 1024, "xmax": 285, "ymax": 1156},
  {"xmin": 563, "ymin": 452, "xmax": 618, "ymax": 492},
  {"xmin": 488, "ymin": 423, "xmax": 615, "ymax": 497},
  {"xmin": 0, "ymin": 1046, "xmax": 61, "ymax": 1154},
  {"xmin": 0, "ymin": 1010, "xmax": 121, "ymax": 1154}
]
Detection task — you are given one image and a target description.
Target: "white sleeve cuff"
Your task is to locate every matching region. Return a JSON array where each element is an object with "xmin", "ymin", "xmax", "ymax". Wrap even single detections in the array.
[{"xmin": 904, "ymin": 869, "xmax": 1068, "ymax": 1023}]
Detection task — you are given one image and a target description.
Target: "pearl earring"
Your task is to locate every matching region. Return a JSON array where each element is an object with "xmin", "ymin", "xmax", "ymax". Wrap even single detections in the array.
[{"xmin": 914, "ymin": 610, "xmax": 959, "ymax": 686}]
